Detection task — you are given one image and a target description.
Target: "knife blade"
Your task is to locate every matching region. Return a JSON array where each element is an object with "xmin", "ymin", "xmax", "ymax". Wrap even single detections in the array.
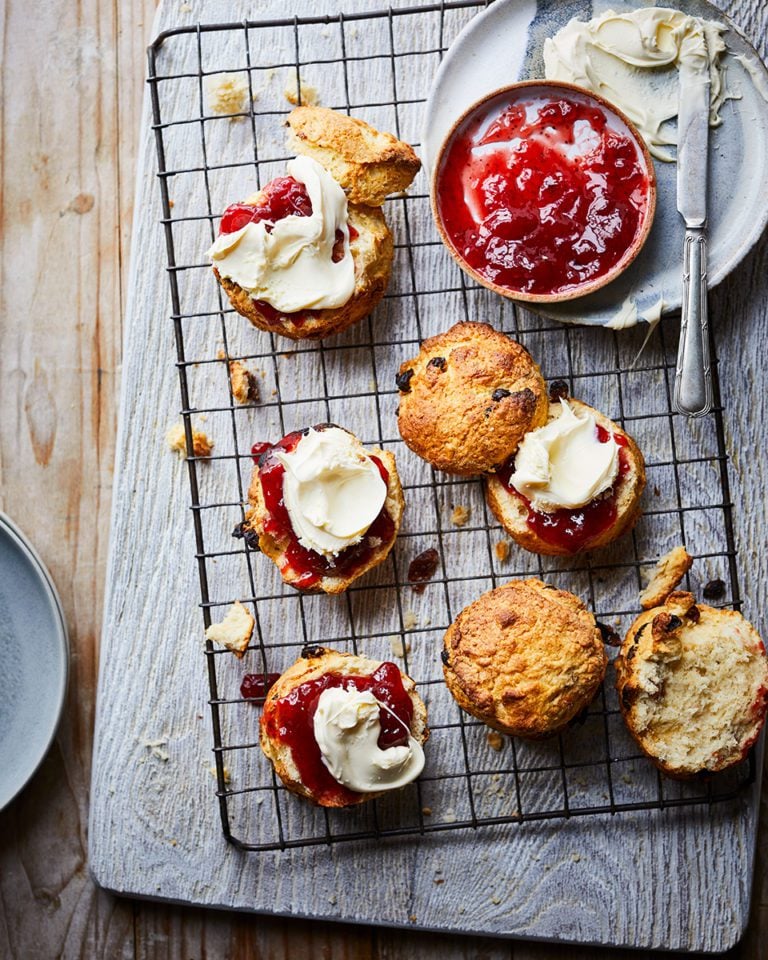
[{"xmin": 674, "ymin": 59, "xmax": 713, "ymax": 417}]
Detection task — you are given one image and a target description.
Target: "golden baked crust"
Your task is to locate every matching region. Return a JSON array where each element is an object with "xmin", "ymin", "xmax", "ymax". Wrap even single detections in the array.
[
  {"xmin": 260, "ymin": 646, "xmax": 429, "ymax": 807},
  {"xmin": 639, "ymin": 545, "xmax": 693, "ymax": 609},
  {"xmin": 396, "ymin": 322, "xmax": 548, "ymax": 476},
  {"xmin": 485, "ymin": 398, "xmax": 646, "ymax": 555},
  {"xmin": 217, "ymin": 202, "xmax": 393, "ymax": 340},
  {"xmin": 287, "ymin": 106, "xmax": 421, "ymax": 206},
  {"xmin": 442, "ymin": 579, "xmax": 607, "ymax": 739},
  {"xmin": 616, "ymin": 592, "xmax": 768, "ymax": 777},
  {"xmin": 244, "ymin": 425, "xmax": 404, "ymax": 594}
]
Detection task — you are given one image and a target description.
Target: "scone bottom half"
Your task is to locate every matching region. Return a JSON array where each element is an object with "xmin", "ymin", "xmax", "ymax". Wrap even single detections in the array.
[
  {"xmin": 395, "ymin": 321, "xmax": 549, "ymax": 476},
  {"xmin": 260, "ymin": 646, "xmax": 429, "ymax": 808},
  {"xmin": 485, "ymin": 393, "xmax": 646, "ymax": 556},
  {"xmin": 243, "ymin": 423, "xmax": 404, "ymax": 595},
  {"xmin": 442, "ymin": 578, "xmax": 608, "ymax": 739},
  {"xmin": 615, "ymin": 591, "xmax": 768, "ymax": 778}
]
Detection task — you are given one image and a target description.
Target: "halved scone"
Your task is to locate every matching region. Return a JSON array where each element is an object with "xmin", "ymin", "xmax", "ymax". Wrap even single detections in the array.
[
  {"xmin": 616, "ymin": 591, "xmax": 768, "ymax": 777},
  {"xmin": 243, "ymin": 424, "xmax": 404, "ymax": 594},
  {"xmin": 260, "ymin": 646, "xmax": 429, "ymax": 807},
  {"xmin": 486, "ymin": 397, "xmax": 645, "ymax": 555}
]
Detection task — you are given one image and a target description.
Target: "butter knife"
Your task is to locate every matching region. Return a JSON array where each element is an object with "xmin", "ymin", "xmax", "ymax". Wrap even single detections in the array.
[{"xmin": 674, "ymin": 61, "xmax": 712, "ymax": 418}]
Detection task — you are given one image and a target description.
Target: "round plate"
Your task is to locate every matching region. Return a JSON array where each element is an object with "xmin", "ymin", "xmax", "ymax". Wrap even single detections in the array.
[
  {"xmin": 423, "ymin": 0, "xmax": 768, "ymax": 327},
  {"xmin": 0, "ymin": 513, "xmax": 68, "ymax": 809}
]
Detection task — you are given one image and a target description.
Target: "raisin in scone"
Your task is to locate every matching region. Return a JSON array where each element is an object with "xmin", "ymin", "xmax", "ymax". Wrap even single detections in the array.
[
  {"xmin": 486, "ymin": 396, "xmax": 645, "ymax": 555},
  {"xmin": 442, "ymin": 579, "xmax": 607, "ymax": 739},
  {"xmin": 396, "ymin": 322, "xmax": 548, "ymax": 475},
  {"xmin": 207, "ymin": 107, "xmax": 420, "ymax": 341},
  {"xmin": 616, "ymin": 591, "xmax": 768, "ymax": 777},
  {"xmin": 243, "ymin": 424, "xmax": 404, "ymax": 594},
  {"xmin": 260, "ymin": 646, "xmax": 429, "ymax": 807}
]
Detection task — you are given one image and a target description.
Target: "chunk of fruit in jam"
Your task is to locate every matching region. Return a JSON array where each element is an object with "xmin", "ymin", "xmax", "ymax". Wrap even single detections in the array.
[
  {"xmin": 241, "ymin": 672, "xmax": 280, "ymax": 702},
  {"xmin": 219, "ymin": 177, "xmax": 313, "ymax": 234}
]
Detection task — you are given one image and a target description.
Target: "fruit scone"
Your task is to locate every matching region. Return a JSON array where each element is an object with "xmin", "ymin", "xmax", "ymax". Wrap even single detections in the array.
[
  {"xmin": 242, "ymin": 423, "xmax": 404, "ymax": 594},
  {"xmin": 206, "ymin": 106, "xmax": 420, "ymax": 340},
  {"xmin": 485, "ymin": 388, "xmax": 645, "ymax": 555},
  {"xmin": 616, "ymin": 591, "xmax": 768, "ymax": 777},
  {"xmin": 260, "ymin": 646, "xmax": 429, "ymax": 808},
  {"xmin": 442, "ymin": 578, "xmax": 608, "ymax": 739}
]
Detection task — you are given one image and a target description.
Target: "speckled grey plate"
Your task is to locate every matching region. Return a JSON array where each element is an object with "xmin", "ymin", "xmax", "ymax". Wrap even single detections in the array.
[
  {"xmin": 0, "ymin": 513, "xmax": 68, "ymax": 809},
  {"xmin": 423, "ymin": 0, "xmax": 768, "ymax": 327}
]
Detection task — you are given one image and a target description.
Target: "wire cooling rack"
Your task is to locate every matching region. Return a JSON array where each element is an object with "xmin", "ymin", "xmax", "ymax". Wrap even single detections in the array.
[{"xmin": 147, "ymin": 1, "xmax": 754, "ymax": 851}]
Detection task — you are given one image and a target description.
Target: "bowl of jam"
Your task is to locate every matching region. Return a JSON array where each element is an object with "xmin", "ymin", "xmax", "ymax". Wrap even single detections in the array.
[{"xmin": 431, "ymin": 81, "xmax": 656, "ymax": 304}]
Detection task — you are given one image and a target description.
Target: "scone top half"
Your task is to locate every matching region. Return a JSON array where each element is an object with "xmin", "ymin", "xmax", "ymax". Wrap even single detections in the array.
[
  {"xmin": 244, "ymin": 423, "xmax": 404, "ymax": 594},
  {"xmin": 616, "ymin": 591, "xmax": 768, "ymax": 777},
  {"xmin": 442, "ymin": 578, "xmax": 607, "ymax": 739},
  {"xmin": 260, "ymin": 646, "xmax": 429, "ymax": 808},
  {"xmin": 208, "ymin": 106, "xmax": 420, "ymax": 340},
  {"xmin": 396, "ymin": 321, "xmax": 549, "ymax": 476},
  {"xmin": 486, "ymin": 394, "xmax": 646, "ymax": 556}
]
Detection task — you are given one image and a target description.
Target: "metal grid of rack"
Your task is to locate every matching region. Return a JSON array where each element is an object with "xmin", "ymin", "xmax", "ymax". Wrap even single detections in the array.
[{"xmin": 147, "ymin": 1, "xmax": 753, "ymax": 851}]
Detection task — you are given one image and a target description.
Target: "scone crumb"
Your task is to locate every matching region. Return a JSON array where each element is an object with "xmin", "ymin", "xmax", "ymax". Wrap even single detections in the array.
[
  {"xmin": 440, "ymin": 808, "xmax": 457, "ymax": 824},
  {"xmin": 451, "ymin": 504, "xmax": 471, "ymax": 527},
  {"xmin": 204, "ymin": 73, "xmax": 249, "ymax": 117},
  {"xmin": 167, "ymin": 422, "xmax": 213, "ymax": 459},
  {"xmin": 571, "ymin": 852, "xmax": 582, "ymax": 863},
  {"xmin": 640, "ymin": 546, "xmax": 693, "ymax": 609},
  {"xmin": 229, "ymin": 360, "xmax": 260, "ymax": 404},
  {"xmin": 206, "ymin": 763, "xmax": 231, "ymax": 784},
  {"xmin": 408, "ymin": 915, "xmax": 418, "ymax": 924},
  {"xmin": 284, "ymin": 76, "xmax": 320, "ymax": 106},
  {"xmin": 486, "ymin": 730, "xmax": 505, "ymax": 752},
  {"xmin": 389, "ymin": 635, "xmax": 411, "ymax": 658},
  {"xmin": 434, "ymin": 878, "xmax": 445, "ymax": 885},
  {"xmin": 494, "ymin": 540, "xmax": 510, "ymax": 563},
  {"xmin": 403, "ymin": 610, "xmax": 419, "ymax": 630},
  {"xmin": 140, "ymin": 737, "xmax": 169, "ymax": 762},
  {"xmin": 421, "ymin": 806, "xmax": 432, "ymax": 816},
  {"xmin": 205, "ymin": 601, "xmax": 254, "ymax": 657},
  {"xmin": 490, "ymin": 895, "xmax": 502, "ymax": 905}
]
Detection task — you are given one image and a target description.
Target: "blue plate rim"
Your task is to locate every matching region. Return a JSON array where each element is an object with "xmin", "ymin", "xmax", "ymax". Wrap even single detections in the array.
[{"xmin": 0, "ymin": 511, "xmax": 69, "ymax": 810}]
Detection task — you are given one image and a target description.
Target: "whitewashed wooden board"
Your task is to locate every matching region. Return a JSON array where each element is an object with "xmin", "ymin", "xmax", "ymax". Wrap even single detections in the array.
[{"xmin": 89, "ymin": 0, "xmax": 768, "ymax": 950}]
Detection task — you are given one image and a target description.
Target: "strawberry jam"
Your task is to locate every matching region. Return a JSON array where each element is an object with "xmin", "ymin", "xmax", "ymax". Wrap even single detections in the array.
[
  {"xmin": 241, "ymin": 672, "xmax": 280, "ymax": 702},
  {"xmin": 436, "ymin": 89, "xmax": 651, "ymax": 297},
  {"xmin": 255, "ymin": 427, "xmax": 394, "ymax": 589},
  {"xmin": 218, "ymin": 179, "xmax": 357, "ymax": 325},
  {"xmin": 263, "ymin": 663, "xmax": 414, "ymax": 805},
  {"xmin": 498, "ymin": 430, "xmax": 629, "ymax": 553}
]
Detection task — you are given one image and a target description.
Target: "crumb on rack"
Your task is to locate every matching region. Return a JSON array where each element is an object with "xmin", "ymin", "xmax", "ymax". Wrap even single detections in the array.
[
  {"xmin": 168, "ymin": 199, "xmax": 175, "ymax": 209},
  {"xmin": 139, "ymin": 736, "xmax": 169, "ymax": 762},
  {"xmin": 450, "ymin": 504, "xmax": 471, "ymax": 527},
  {"xmin": 284, "ymin": 76, "xmax": 320, "ymax": 105},
  {"xmin": 639, "ymin": 545, "xmax": 693, "ymax": 609},
  {"xmin": 389, "ymin": 635, "xmax": 411, "ymax": 658},
  {"xmin": 204, "ymin": 72, "xmax": 249, "ymax": 117},
  {"xmin": 486, "ymin": 730, "xmax": 505, "ymax": 752},
  {"xmin": 421, "ymin": 806, "xmax": 432, "ymax": 816},
  {"xmin": 167, "ymin": 422, "xmax": 214, "ymax": 459},
  {"xmin": 205, "ymin": 600, "xmax": 254, "ymax": 657},
  {"xmin": 571, "ymin": 852, "xmax": 582, "ymax": 863},
  {"xmin": 228, "ymin": 360, "xmax": 260, "ymax": 404},
  {"xmin": 403, "ymin": 610, "xmax": 418, "ymax": 631},
  {"xmin": 494, "ymin": 540, "xmax": 510, "ymax": 563},
  {"xmin": 206, "ymin": 762, "xmax": 231, "ymax": 784},
  {"xmin": 490, "ymin": 895, "xmax": 502, "ymax": 905}
]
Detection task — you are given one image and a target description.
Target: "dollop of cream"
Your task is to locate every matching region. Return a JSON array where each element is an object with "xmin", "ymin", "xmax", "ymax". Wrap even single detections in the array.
[
  {"xmin": 510, "ymin": 400, "xmax": 620, "ymax": 513},
  {"xmin": 543, "ymin": 8, "xmax": 729, "ymax": 161},
  {"xmin": 274, "ymin": 427, "xmax": 387, "ymax": 558},
  {"xmin": 206, "ymin": 155, "xmax": 354, "ymax": 311},
  {"xmin": 313, "ymin": 687, "xmax": 425, "ymax": 793}
]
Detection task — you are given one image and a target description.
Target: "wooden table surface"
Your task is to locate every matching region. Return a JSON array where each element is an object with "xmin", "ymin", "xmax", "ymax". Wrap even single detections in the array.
[{"xmin": 1, "ymin": 1, "xmax": 766, "ymax": 957}]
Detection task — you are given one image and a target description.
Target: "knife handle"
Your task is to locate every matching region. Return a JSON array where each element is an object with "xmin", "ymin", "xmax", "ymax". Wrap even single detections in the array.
[{"xmin": 674, "ymin": 226, "xmax": 713, "ymax": 418}]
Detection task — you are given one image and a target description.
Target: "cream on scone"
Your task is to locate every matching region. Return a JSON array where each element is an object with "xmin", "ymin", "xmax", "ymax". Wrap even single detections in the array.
[
  {"xmin": 260, "ymin": 646, "xmax": 429, "ymax": 807},
  {"xmin": 243, "ymin": 424, "xmax": 404, "ymax": 594},
  {"xmin": 486, "ymin": 396, "xmax": 645, "ymax": 555},
  {"xmin": 207, "ymin": 107, "xmax": 420, "ymax": 340},
  {"xmin": 616, "ymin": 591, "xmax": 768, "ymax": 777}
]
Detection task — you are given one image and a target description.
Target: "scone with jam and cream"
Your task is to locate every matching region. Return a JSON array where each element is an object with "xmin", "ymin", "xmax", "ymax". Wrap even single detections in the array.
[
  {"xmin": 260, "ymin": 646, "xmax": 429, "ymax": 807},
  {"xmin": 207, "ymin": 107, "xmax": 420, "ymax": 340},
  {"xmin": 486, "ymin": 395, "xmax": 645, "ymax": 555},
  {"xmin": 244, "ymin": 424, "xmax": 404, "ymax": 593}
]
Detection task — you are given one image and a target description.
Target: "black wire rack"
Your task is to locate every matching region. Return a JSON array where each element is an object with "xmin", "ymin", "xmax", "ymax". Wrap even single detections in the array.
[{"xmin": 147, "ymin": 1, "xmax": 754, "ymax": 852}]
